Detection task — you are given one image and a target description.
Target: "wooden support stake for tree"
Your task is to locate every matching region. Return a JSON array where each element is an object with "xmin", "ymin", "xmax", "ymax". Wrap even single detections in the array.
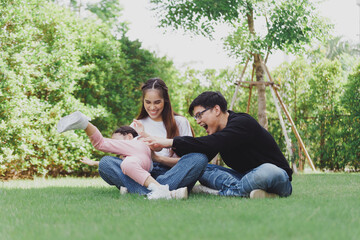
[
  {"xmin": 239, "ymin": 81, "xmax": 279, "ymax": 87},
  {"xmin": 261, "ymin": 60, "xmax": 316, "ymax": 171},
  {"xmin": 246, "ymin": 66, "xmax": 255, "ymax": 114},
  {"xmin": 260, "ymin": 65, "xmax": 298, "ymax": 174},
  {"xmin": 230, "ymin": 58, "xmax": 250, "ymax": 110}
]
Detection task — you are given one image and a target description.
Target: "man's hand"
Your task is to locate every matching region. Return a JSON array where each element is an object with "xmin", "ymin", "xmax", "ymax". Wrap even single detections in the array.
[
  {"xmin": 142, "ymin": 136, "xmax": 173, "ymax": 149},
  {"xmin": 80, "ymin": 157, "xmax": 99, "ymax": 166}
]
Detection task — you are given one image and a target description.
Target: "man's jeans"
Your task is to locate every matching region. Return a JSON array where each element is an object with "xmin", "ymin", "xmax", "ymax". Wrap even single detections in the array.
[
  {"xmin": 199, "ymin": 163, "xmax": 292, "ymax": 197},
  {"xmin": 98, "ymin": 153, "xmax": 208, "ymax": 195}
]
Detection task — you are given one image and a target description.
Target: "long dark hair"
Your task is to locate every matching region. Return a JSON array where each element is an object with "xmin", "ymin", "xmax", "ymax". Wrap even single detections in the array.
[{"xmin": 137, "ymin": 78, "xmax": 179, "ymax": 139}]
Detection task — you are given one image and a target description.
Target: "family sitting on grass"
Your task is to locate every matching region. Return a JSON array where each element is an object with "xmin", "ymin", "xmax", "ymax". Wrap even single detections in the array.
[{"xmin": 57, "ymin": 78, "xmax": 293, "ymax": 200}]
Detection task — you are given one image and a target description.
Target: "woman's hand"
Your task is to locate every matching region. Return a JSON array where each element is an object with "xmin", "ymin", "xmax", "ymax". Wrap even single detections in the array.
[
  {"xmin": 80, "ymin": 157, "xmax": 99, "ymax": 166},
  {"xmin": 151, "ymin": 151, "xmax": 161, "ymax": 162}
]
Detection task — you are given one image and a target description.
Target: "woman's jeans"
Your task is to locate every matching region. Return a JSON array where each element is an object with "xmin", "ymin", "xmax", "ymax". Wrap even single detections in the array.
[
  {"xmin": 98, "ymin": 153, "xmax": 208, "ymax": 195},
  {"xmin": 199, "ymin": 163, "xmax": 292, "ymax": 197}
]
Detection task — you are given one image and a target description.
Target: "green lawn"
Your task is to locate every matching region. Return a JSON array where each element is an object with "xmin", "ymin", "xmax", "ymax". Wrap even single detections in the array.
[{"xmin": 1, "ymin": 173, "xmax": 359, "ymax": 240}]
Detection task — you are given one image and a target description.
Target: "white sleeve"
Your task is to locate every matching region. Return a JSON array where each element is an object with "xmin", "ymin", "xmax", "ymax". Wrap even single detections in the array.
[{"xmin": 175, "ymin": 116, "xmax": 193, "ymax": 137}]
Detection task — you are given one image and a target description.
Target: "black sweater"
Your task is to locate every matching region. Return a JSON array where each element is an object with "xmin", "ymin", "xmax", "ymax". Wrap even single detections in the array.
[{"xmin": 172, "ymin": 111, "xmax": 293, "ymax": 181}]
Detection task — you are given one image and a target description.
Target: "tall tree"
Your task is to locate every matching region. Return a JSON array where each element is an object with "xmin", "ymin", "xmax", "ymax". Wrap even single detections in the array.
[
  {"xmin": 150, "ymin": 0, "xmax": 330, "ymax": 128},
  {"xmin": 307, "ymin": 36, "xmax": 360, "ymax": 73}
]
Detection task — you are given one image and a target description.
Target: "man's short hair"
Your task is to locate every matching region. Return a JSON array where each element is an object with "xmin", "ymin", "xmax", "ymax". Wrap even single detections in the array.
[
  {"xmin": 113, "ymin": 126, "xmax": 138, "ymax": 138},
  {"xmin": 188, "ymin": 91, "xmax": 228, "ymax": 116}
]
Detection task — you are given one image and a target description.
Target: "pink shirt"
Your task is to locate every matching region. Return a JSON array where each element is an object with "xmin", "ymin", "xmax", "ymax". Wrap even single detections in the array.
[{"xmin": 89, "ymin": 128, "xmax": 152, "ymax": 170}]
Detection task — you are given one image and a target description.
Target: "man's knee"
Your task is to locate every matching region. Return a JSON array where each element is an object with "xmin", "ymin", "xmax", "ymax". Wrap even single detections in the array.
[{"xmin": 253, "ymin": 163, "xmax": 288, "ymax": 186}]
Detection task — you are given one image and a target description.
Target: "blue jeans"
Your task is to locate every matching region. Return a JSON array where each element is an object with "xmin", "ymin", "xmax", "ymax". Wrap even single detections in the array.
[
  {"xmin": 199, "ymin": 163, "xmax": 292, "ymax": 197},
  {"xmin": 98, "ymin": 153, "xmax": 208, "ymax": 195}
]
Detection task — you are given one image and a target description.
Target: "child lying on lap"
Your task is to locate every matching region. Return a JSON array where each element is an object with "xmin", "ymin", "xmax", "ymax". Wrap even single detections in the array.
[{"xmin": 57, "ymin": 111, "xmax": 187, "ymax": 200}]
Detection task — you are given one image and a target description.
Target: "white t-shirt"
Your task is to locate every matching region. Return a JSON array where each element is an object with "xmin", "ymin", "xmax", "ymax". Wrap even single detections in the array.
[{"xmin": 131, "ymin": 115, "xmax": 193, "ymax": 157}]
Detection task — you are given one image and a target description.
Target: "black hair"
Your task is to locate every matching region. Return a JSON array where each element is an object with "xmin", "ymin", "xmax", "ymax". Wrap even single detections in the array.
[
  {"xmin": 188, "ymin": 91, "xmax": 228, "ymax": 116},
  {"xmin": 113, "ymin": 126, "xmax": 138, "ymax": 138}
]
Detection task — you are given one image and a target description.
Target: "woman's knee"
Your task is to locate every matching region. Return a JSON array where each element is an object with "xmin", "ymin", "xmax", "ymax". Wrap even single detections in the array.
[
  {"xmin": 181, "ymin": 153, "xmax": 208, "ymax": 168},
  {"xmin": 99, "ymin": 156, "xmax": 121, "ymax": 173}
]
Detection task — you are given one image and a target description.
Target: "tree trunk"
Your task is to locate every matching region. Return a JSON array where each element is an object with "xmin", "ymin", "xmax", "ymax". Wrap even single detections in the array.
[
  {"xmin": 254, "ymin": 54, "xmax": 268, "ymax": 129},
  {"xmin": 247, "ymin": 8, "xmax": 268, "ymax": 129}
]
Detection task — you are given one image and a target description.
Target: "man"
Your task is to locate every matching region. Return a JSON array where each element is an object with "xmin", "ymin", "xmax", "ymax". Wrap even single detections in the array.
[{"xmin": 144, "ymin": 91, "xmax": 292, "ymax": 198}]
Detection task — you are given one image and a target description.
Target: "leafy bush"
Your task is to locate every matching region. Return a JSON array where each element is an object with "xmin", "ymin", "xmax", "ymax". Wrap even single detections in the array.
[
  {"xmin": 272, "ymin": 57, "xmax": 360, "ymax": 171},
  {"xmin": 341, "ymin": 64, "xmax": 360, "ymax": 170},
  {"xmin": 0, "ymin": 0, "xmax": 106, "ymax": 178},
  {"xmin": 0, "ymin": 0, "xmax": 178, "ymax": 179}
]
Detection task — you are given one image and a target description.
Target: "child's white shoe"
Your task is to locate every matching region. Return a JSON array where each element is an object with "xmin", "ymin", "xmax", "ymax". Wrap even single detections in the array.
[
  {"xmin": 57, "ymin": 111, "xmax": 91, "ymax": 133},
  {"xmin": 147, "ymin": 183, "xmax": 171, "ymax": 200},
  {"xmin": 191, "ymin": 184, "xmax": 219, "ymax": 195},
  {"xmin": 250, "ymin": 189, "xmax": 279, "ymax": 199},
  {"xmin": 119, "ymin": 186, "xmax": 128, "ymax": 195},
  {"xmin": 147, "ymin": 184, "xmax": 188, "ymax": 200},
  {"xmin": 170, "ymin": 187, "xmax": 188, "ymax": 199}
]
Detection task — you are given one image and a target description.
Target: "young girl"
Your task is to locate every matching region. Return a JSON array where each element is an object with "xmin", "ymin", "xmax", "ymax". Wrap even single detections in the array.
[
  {"xmin": 95, "ymin": 78, "xmax": 208, "ymax": 195},
  {"xmin": 57, "ymin": 111, "xmax": 188, "ymax": 199}
]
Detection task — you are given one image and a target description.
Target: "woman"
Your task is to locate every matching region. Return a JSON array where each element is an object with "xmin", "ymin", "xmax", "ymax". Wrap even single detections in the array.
[{"xmin": 97, "ymin": 78, "xmax": 208, "ymax": 195}]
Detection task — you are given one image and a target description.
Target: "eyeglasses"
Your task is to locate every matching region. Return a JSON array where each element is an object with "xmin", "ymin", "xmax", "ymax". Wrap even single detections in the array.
[{"xmin": 193, "ymin": 108, "xmax": 211, "ymax": 120}]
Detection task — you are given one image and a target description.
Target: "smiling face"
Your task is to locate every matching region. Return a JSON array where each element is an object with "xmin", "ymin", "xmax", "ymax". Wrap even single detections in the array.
[
  {"xmin": 143, "ymin": 89, "xmax": 165, "ymax": 122},
  {"xmin": 193, "ymin": 106, "xmax": 217, "ymax": 135},
  {"xmin": 193, "ymin": 105, "xmax": 229, "ymax": 135}
]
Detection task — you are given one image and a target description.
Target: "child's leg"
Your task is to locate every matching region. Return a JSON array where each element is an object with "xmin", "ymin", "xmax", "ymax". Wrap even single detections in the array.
[
  {"xmin": 121, "ymin": 157, "xmax": 188, "ymax": 199},
  {"xmin": 121, "ymin": 157, "xmax": 153, "ymax": 187},
  {"xmin": 99, "ymin": 156, "xmax": 149, "ymax": 195},
  {"xmin": 84, "ymin": 122, "xmax": 97, "ymax": 137},
  {"xmin": 57, "ymin": 111, "xmax": 90, "ymax": 133},
  {"xmin": 57, "ymin": 111, "xmax": 98, "ymax": 139},
  {"xmin": 143, "ymin": 175, "xmax": 160, "ymax": 188}
]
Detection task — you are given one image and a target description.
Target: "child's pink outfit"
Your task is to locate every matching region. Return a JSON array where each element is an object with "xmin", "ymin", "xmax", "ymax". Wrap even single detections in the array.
[{"xmin": 89, "ymin": 127, "xmax": 152, "ymax": 186}]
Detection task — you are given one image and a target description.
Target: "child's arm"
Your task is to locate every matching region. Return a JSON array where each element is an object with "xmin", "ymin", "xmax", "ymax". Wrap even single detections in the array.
[{"xmin": 80, "ymin": 157, "xmax": 99, "ymax": 167}]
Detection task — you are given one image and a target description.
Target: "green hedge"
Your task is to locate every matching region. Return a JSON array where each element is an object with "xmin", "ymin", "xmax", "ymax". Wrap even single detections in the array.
[
  {"xmin": 0, "ymin": 0, "xmax": 178, "ymax": 179},
  {"xmin": 272, "ymin": 58, "xmax": 360, "ymax": 171}
]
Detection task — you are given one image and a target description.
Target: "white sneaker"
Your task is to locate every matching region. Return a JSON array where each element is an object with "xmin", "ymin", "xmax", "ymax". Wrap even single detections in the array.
[
  {"xmin": 57, "ymin": 111, "xmax": 91, "ymax": 133},
  {"xmin": 147, "ymin": 183, "xmax": 171, "ymax": 200},
  {"xmin": 170, "ymin": 187, "xmax": 188, "ymax": 199},
  {"xmin": 119, "ymin": 186, "xmax": 128, "ymax": 195},
  {"xmin": 191, "ymin": 184, "xmax": 219, "ymax": 195},
  {"xmin": 250, "ymin": 189, "xmax": 279, "ymax": 199}
]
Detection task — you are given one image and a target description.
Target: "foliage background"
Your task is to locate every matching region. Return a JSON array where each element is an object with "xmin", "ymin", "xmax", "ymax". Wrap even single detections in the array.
[
  {"xmin": 0, "ymin": 0, "xmax": 178, "ymax": 178},
  {"xmin": 0, "ymin": 0, "xmax": 359, "ymax": 179}
]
